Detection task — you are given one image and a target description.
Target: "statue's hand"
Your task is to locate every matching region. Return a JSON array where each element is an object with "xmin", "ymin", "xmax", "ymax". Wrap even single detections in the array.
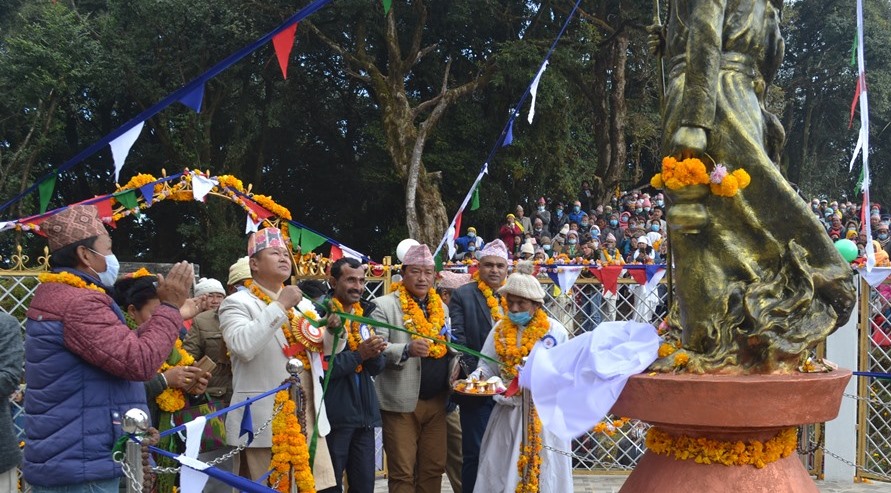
[
  {"xmin": 671, "ymin": 126, "xmax": 708, "ymax": 157},
  {"xmin": 646, "ymin": 23, "xmax": 665, "ymax": 57}
]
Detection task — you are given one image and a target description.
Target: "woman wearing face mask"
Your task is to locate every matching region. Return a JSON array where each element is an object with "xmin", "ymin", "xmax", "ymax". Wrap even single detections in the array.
[{"xmin": 470, "ymin": 262, "xmax": 572, "ymax": 493}]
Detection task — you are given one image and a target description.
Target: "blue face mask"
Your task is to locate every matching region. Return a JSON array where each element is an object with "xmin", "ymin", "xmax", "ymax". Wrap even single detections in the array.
[
  {"xmin": 636, "ymin": 208, "xmax": 643, "ymax": 214},
  {"xmin": 880, "ymin": 234, "xmax": 890, "ymax": 241},
  {"xmin": 568, "ymin": 239, "xmax": 577, "ymax": 245},
  {"xmin": 88, "ymin": 249, "xmax": 120, "ymax": 286},
  {"xmin": 508, "ymin": 311, "xmax": 533, "ymax": 326},
  {"xmin": 609, "ymin": 219, "xmax": 618, "ymax": 227},
  {"xmin": 644, "ymin": 207, "xmax": 651, "ymax": 213},
  {"xmin": 538, "ymin": 206, "xmax": 545, "ymax": 212},
  {"xmin": 573, "ymin": 206, "xmax": 581, "ymax": 213},
  {"xmin": 543, "ymin": 244, "xmax": 551, "ymax": 251},
  {"xmin": 468, "ymin": 246, "xmax": 476, "ymax": 252},
  {"xmin": 556, "ymin": 210, "xmax": 563, "ymax": 217},
  {"xmin": 468, "ymin": 233, "xmax": 476, "ymax": 238},
  {"xmin": 656, "ymin": 200, "xmax": 664, "ymax": 207},
  {"xmin": 651, "ymin": 224, "xmax": 660, "ymax": 232}
]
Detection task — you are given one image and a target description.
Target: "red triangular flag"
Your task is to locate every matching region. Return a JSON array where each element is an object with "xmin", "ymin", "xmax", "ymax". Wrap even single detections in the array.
[
  {"xmin": 272, "ymin": 23, "xmax": 298, "ymax": 79},
  {"xmin": 330, "ymin": 244, "xmax": 343, "ymax": 261},
  {"xmin": 454, "ymin": 212, "xmax": 462, "ymax": 240},
  {"xmin": 242, "ymin": 197, "xmax": 273, "ymax": 220},
  {"xmin": 849, "ymin": 75, "xmax": 862, "ymax": 129},
  {"xmin": 590, "ymin": 265, "xmax": 623, "ymax": 295},
  {"xmin": 92, "ymin": 198, "xmax": 117, "ymax": 229},
  {"xmin": 626, "ymin": 267, "xmax": 647, "ymax": 285}
]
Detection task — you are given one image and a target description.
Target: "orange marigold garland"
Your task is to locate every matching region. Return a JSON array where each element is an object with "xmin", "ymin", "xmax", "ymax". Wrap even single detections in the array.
[
  {"xmin": 244, "ymin": 279, "xmax": 322, "ymax": 360},
  {"xmin": 395, "ymin": 283, "xmax": 448, "ymax": 359},
  {"xmin": 645, "ymin": 426, "xmax": 797, "ymax": 468},
  {"xmin": 472, "ymin": 271, "xmax": 507, "ymax": 323},
  {"xmin": 494, "ymin": 308, "xmax": 549, "ymax": 381},
  {"xmin": 269, "ymin": 389, "xmax": 315, "ymax": 493},
  {"xmin": 651, "ymin": 157, "xmax": 752, "ymax": 198},
  {"xmin": 156, "ymin": 339, "xmax": 195, "ymax": 412},
  {"xmin": 330, "ymin": 297, "xmax": 370, "ymax": 373},
  {"xmin": 38, "ymin": 271, "xmax": 106, "ymax": 294},
  {"xmin": 515, "ymin": 405, "xmax": 543, "ymax": 493}
]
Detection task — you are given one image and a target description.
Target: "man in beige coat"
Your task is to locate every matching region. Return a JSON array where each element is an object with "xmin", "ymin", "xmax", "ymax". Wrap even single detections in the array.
[
  {"xmin": 219, "ymin": 227, "xmax": 336, "ymax": 490},
  {"xmin": 373, "ymin": 244, "xmax": 455, "ymax": 493}
]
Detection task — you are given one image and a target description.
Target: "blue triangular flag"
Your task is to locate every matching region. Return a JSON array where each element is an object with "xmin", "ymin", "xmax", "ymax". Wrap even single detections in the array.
[
  {"xmin": 502, "ymin": 119, "xmax": 514, "ymax": 147},
  {"xmin": 180, "ymin": 84, "xmax": 205, "ymax": 113},
  {"xmin": 139, "ymin": 183, "xmax": 155, "ymax": 205},
  {"xmin": 239, "ymin": 403, "xmax": 254, "ymax": 445},
  {"xmin": 546, "ymin": 268, "xmax": 559, "ymax": 287}
]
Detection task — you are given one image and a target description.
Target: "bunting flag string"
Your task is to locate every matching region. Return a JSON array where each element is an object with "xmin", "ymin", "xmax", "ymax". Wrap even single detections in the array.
[
  {"xmin": 527, "ymin": 60, "xmax": 548, "ymax": 124},
  {"xmin": 432, "ymin": 0, "xmax": 583, "ymax": 259},
  {"xmin": 0, "ymin": 0, "xmax": 335, "ymax": 216},
  {"xmin": 850, "ymin": 0, "xmax": 875, "ymax": 271},
  {"xmin": 272, "ymin": 23, "xmax": 299, "ymax": 79}
]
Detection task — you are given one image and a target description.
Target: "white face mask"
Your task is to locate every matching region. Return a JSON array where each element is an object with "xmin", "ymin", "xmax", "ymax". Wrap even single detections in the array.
[{"xmin": 88, "ymin": 248, "xmax": 120, "ymax": 286}]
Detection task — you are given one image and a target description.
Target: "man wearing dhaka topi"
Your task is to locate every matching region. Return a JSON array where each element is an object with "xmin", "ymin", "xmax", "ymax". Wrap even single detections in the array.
[{"xmin": 219, "ymin": 227, "xmax": 336, "ymax": 489}]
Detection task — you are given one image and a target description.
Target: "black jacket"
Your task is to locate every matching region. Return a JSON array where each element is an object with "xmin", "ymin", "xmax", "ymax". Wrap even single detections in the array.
[
  {"xmin": 450, "ymin": 282, "xmax": 498, "ymax": 376},
  {"xmin": 321, "ymin": 298, "xmax": 385, "ymax": 429}
]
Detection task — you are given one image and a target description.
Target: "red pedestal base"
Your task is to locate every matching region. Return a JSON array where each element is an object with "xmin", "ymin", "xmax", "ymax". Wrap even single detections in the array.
[{"xmin": 610, "ymin": 370, "xmax": 852, "ymax": 493}]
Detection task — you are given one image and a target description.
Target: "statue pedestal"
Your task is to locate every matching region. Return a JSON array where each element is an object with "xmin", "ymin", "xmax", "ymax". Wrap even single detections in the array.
[{"xmin": 610, "ymin": 370, "xmax": 852, "ymax": 493}]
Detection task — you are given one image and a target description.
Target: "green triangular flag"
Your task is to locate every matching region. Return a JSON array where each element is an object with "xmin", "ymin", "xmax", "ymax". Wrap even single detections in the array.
[
  {"xmin": 299, "ymin": 228, "xmax": 328, "ymax": 254},
  {"xmin": 115, "ymin": 190, "xmax": 139, "ymax": 210},
  {"xmin": 855, "ymin": 166, "xmax": 864, "ymax": 194},
  {"xmin": 434, "ymin": 251, "xmax": 443, "ymax": 272},
  {"xmin": 287, "ymin": 223, "xmax": 302, "ymax": 249},
  {"xmin": 851, "ymin": 32, "xmax": 858, "ymax": 67},
  {"xmin": 470, "ymin": 185, "xmax": 480, "ymax": 211},
  {"xmin": 382, "ymin": 0, "xmax": 392, "ymax": 15},
  {"xmin": 38, "ymin": 174, "xmax": 57, "ymax": 214}
]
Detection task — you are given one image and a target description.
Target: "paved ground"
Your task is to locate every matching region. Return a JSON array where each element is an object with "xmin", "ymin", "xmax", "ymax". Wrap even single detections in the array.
[{"xmin": 373, "ymin": 475, "xmax": 891, "ymax": 492}]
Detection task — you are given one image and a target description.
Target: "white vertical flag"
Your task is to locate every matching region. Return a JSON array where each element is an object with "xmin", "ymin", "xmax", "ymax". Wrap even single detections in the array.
[
  {"xmin": 527, "ymin": 60, "xmax": 549, "ymax": 124},
  {"xmin": 852, "ymin": 0, "xmax": 874, "ymax": 271},
  {"xmin": 109, "ymin": 122, "xmax": 145, "ymax": 183}
]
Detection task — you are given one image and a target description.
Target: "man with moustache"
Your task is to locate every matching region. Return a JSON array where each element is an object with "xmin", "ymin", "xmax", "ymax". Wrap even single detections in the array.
[
  {"xmin": 319, "ymin": 258, "xmax": 387, "ymax": 493},
  {"xmin": 449, "ymin": 240, "xmax": 509, "ymax": 493}
]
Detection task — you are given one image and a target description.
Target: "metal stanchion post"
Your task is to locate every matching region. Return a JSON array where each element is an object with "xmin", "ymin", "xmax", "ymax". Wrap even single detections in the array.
[{"xmin": 121, "ymin": 408, "xmax": 150, "ymax": 492}]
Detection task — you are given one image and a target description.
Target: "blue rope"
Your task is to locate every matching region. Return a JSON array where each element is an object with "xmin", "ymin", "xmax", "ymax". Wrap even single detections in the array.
[
  {"xmin": 157, "ymin": 382, "xmax": 291, "ymax": 438},
  {"xmin": 0, "ymin": 0, "xmax": 334, "ymax": 216},
  {"xmin": 854, "ymin": 371, "xmax": 891, "ymax": 380},
  {"xmin": 434, "ymin": 0, "xmax": 584, "ymax": 256}
]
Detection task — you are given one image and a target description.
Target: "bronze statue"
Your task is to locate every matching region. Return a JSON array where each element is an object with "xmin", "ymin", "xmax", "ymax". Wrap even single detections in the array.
[{"xmin": 652, "ymin": 0, "xmax": 856, "ymax": 372}]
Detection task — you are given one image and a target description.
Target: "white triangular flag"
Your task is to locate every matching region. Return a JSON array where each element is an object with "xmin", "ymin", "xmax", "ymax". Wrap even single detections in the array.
[
  {"xmin": 245, "ymin": 213, "xmax": 261, "ymax": 234},
  {"xmin": 191, "ymin": 172, "xmax": 218, "ymax": 202},
  {"xmin": 339, "ymin": 245, "xmax": 364, "ymax": 260},
  {"xmin": 527, "ymin": 60, "xmax": 549, "ymax": 124},
  {"xmin": 446, "ymin": 225, "xmax": 457, "ymax": 260},
  {"xmin": 178, "ymin": 416, "xmax": 210, "ymax": 493},
  {"xmin": 0, "ymin": 222, "xmax": 15, "ymax": 232},
  {"xmin": 556, "ymin": 265, "xmax": 583, "ymax": 293},
  {"xmin": 109, "ymin": 122, "xmax": 145, "ymax": 183}
]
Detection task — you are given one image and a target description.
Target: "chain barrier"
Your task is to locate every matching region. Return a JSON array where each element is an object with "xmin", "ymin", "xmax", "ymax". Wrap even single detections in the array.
[
  {"xmin": 822, "ymin": 447, "xmax": 891, "ymax": 483},
  {"xmin": 118, "ymin": 400, "xmax": 284, "ymax": 487},
  {"xmin": 541, "ymin": 444, "xmax": 635, "ymax": 470}
]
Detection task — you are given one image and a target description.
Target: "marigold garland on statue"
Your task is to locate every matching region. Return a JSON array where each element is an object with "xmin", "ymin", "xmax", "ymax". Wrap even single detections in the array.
[
  {"xmin": 38, "ymin": 271, "xmax": 106, "ymax": 294},
  {"xmin": 651, "ymin": 157, "xmax": 751, "ymax": 198},
  {"xmin": 472, "ymin": 271, "xmax": 508, "ymax": 323},
  {"xmin": 515, "ymin": 405, "xmax": 543, "ymax": 493},
  {"xmin": 395, "ymin": 283, "xmax": 448, "ymax": 359},
  {"xmin": 495, "ymin": 308, "xmax": 549, "ymax": 380},
  {"xmin": 330, "ymin": 297, "xmax": 369, "ymax": 373},
  {"xmin": 645, "ymin": 426, "xmax": 797, "ymax": 468},
  {"xmin": 269, "ymin": 389, "xmax": 315, "ymax": 493},
  {"xmin": 593, "ymin": 417, "xmax": 631, "ymax": 436}
]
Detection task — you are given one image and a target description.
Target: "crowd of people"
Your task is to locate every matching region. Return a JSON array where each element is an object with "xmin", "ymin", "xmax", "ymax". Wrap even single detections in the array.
[
  {"xmin": 7, "ymin": 188, "xmax": 891, "ymax": 493},
  {"xmin": 452, "ymin": 182, "xmax": 891, "ymax": 267},
  {"xmin": 10, "ymin": 204, "xmax": 577, "ymax": 493}
]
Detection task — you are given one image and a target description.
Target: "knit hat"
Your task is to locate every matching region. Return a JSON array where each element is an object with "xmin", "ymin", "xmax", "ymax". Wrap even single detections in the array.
[
  {"xmin": 642, "ymin": 198, "xmax": 652, "ymax": 207},
  {"xmin": 228, "ymin": 256, "xmax": 251, "ymax": 286},
  {"xmin": 636, "ymin": 236, "xmax": 651, "ymax": 246},
  {"xmin": 467, "ymin": 226, "xmax": 477, "ymax": 234},
  {"xmin": 538, "ymin": 197, "xmax": 546, "ymax": 205},
  {"xmin": 248, "ymin": 227, "xmax": 286, "ymax": 257},
  {"xmin": 560, "ymin": 224, "xmax": 570, "ymax": 236},
  {"xmin": 498, "ymin": 261, "xmax": 546, "ymax": 303},
  {"xmin": 507, "ymin": 213, "xmax": 516, "ymax": 220},
  {"xmin": 194, "ymin": 277, "xmax": 225, "ymax": 297},
  {"xmin": 479, "ymin": 239, "xmax": 509, "ymax": 260},
  {"xmin": 520, "ymin": 242, "xmax": 535, "ymax": 256},
  {"xmin": 43, "ymin": 205, "xmax": 108, "ymax": 252},
  {"xmin": 605, "ymin": 233, "xmax": 617, "ymax": 243},
  {"xmin": 439, "ymin": 271, "xmax": 472, "ymax": 290},
  {"xmin": 403, "ymin": 244, "xmax": 434, "ymax": 266}
]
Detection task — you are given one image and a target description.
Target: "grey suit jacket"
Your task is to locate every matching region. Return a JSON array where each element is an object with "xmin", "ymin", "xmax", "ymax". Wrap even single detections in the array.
[{"xmin": 371, "ymin": 292, "xmax": 452, "ymax": 413}]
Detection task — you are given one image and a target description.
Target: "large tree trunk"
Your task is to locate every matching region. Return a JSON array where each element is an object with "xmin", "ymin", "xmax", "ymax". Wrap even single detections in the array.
[{"xmin": 591, "ymin": 23, "xmax": 629, "ymax": 205}]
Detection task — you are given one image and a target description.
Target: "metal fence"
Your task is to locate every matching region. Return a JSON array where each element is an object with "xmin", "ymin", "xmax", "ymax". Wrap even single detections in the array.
[{"xmin": 859, "ymin": 277, "xmax": 891, "ymax": 481}]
